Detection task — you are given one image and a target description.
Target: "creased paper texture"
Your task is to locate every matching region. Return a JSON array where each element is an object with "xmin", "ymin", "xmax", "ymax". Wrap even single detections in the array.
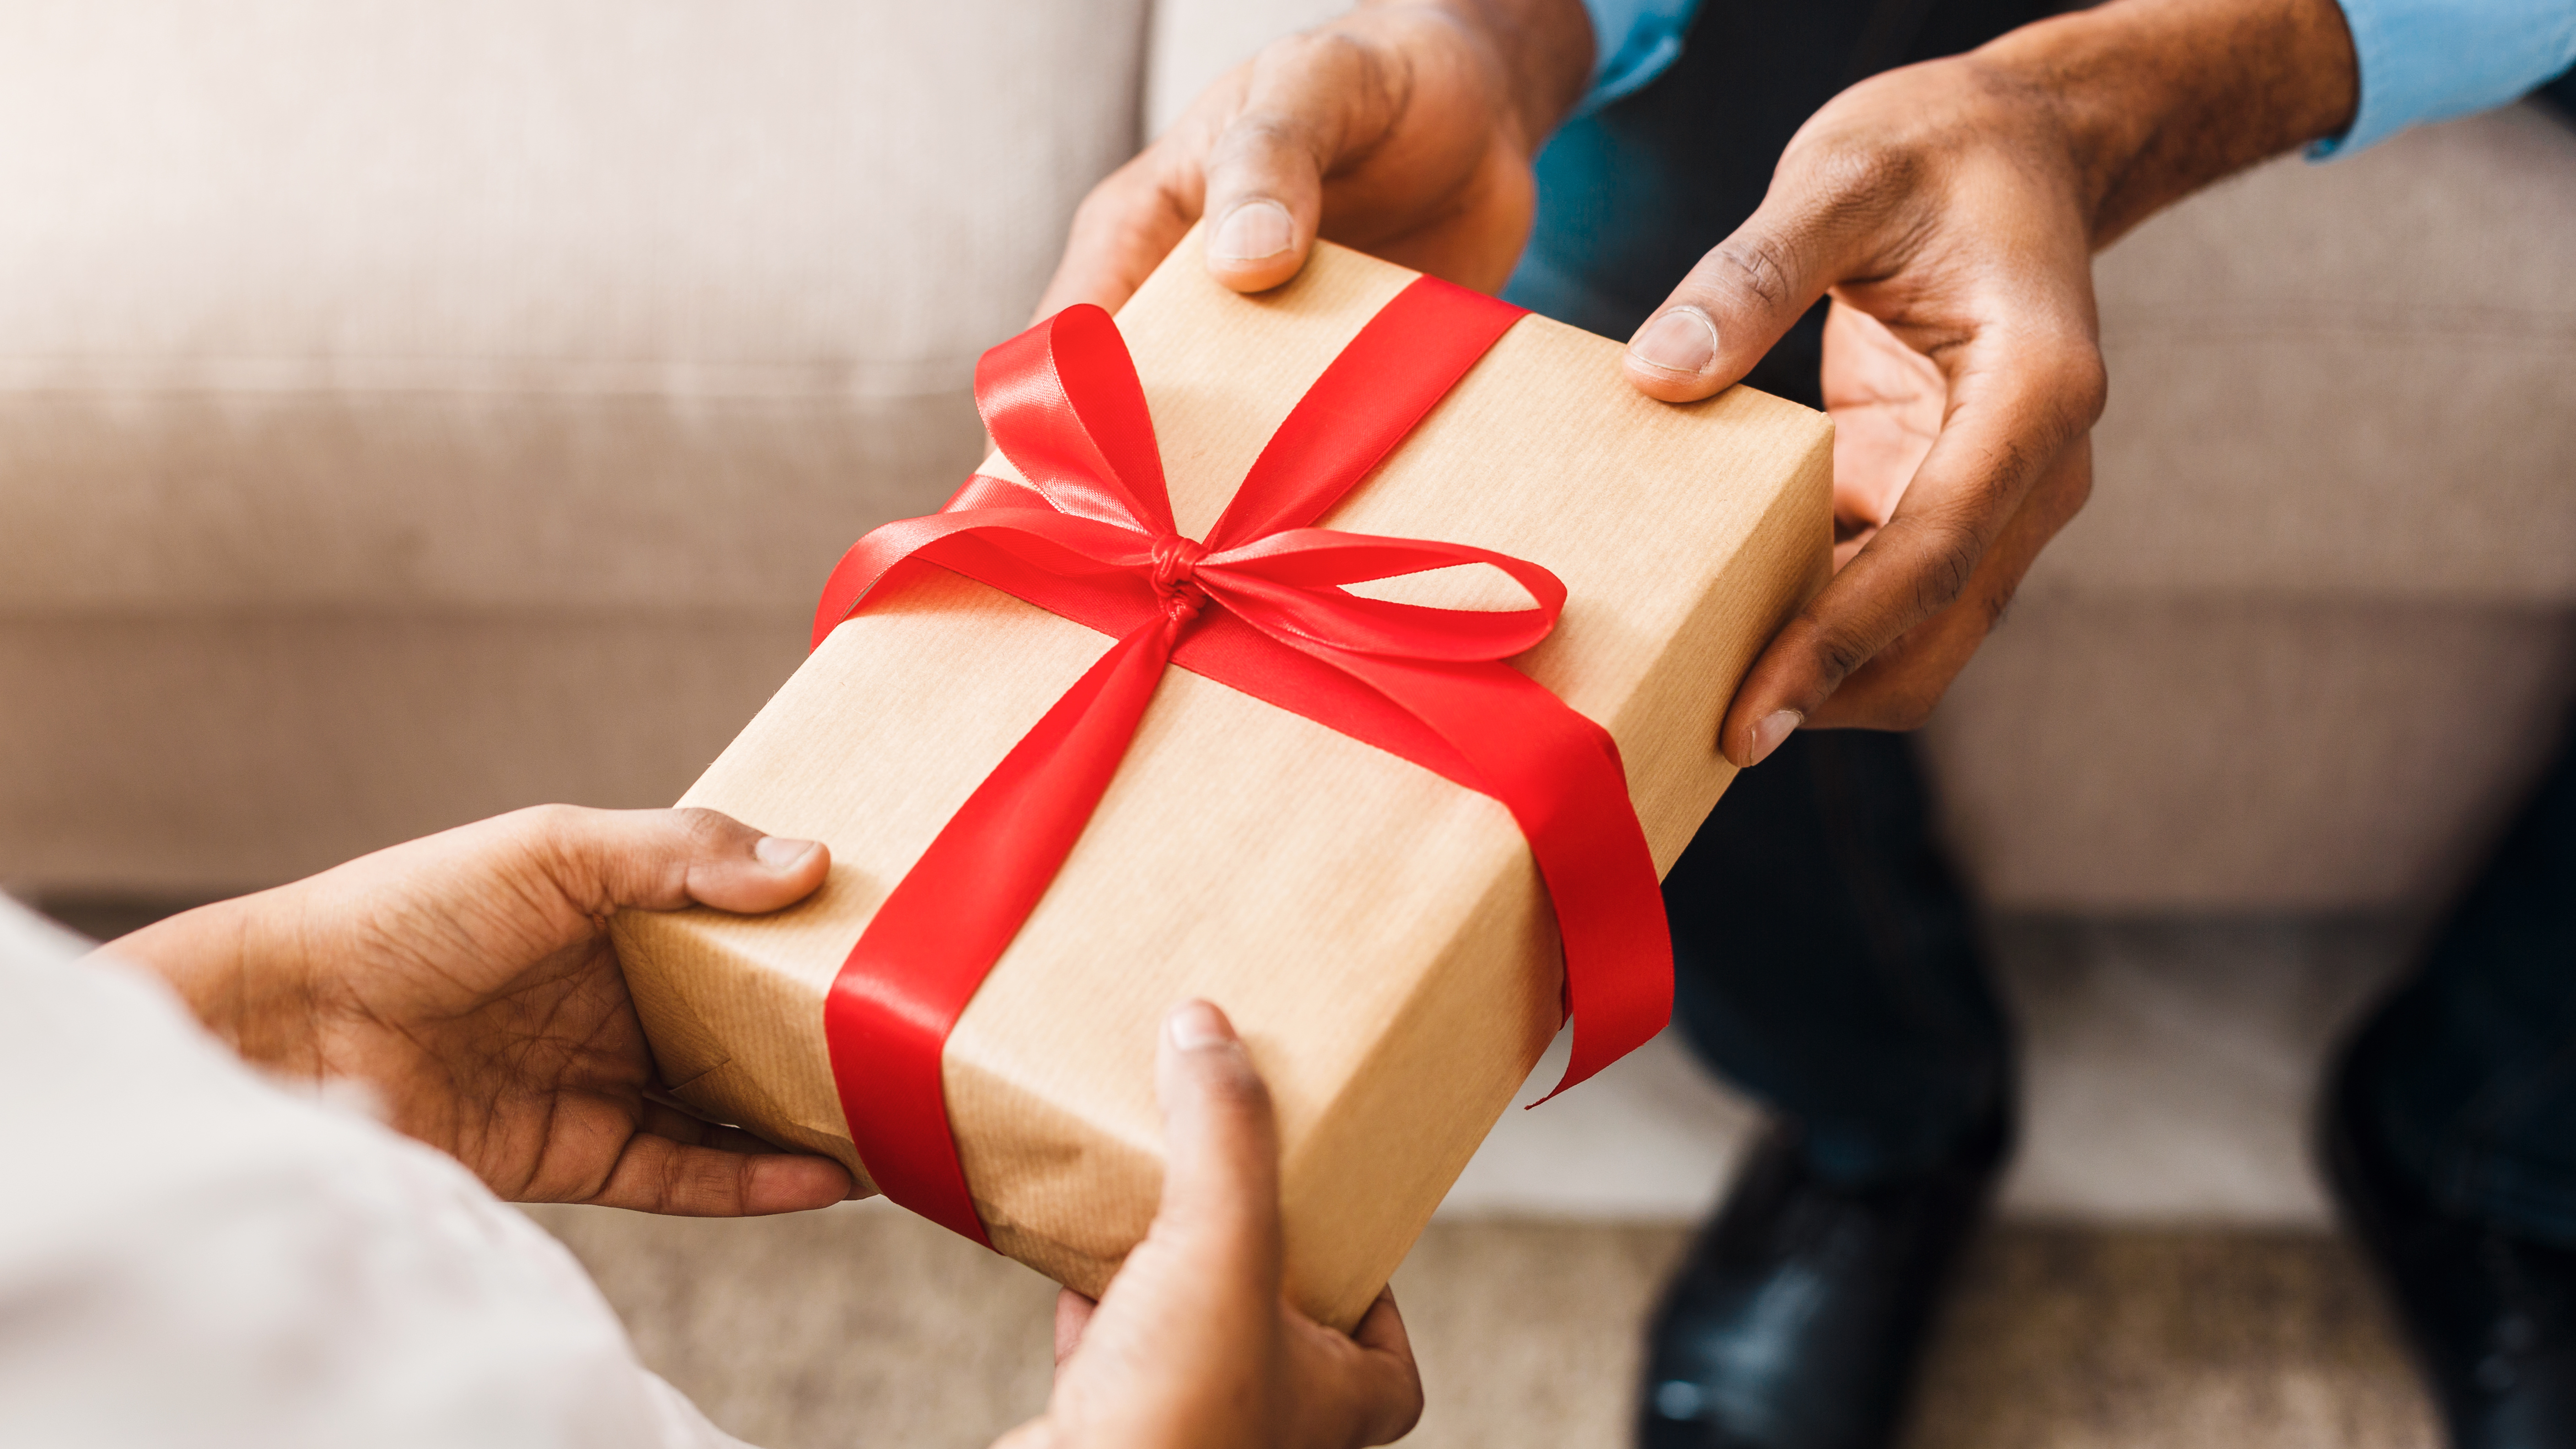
[{"xmin": 610, "ymin": 238, "xmax": 1832, "ymax": 1329}]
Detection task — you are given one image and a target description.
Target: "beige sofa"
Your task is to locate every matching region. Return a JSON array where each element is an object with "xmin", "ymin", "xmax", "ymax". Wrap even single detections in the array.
[{"xmin": 5, "ymin": 0, "xmax": 2574, "ymax": 923}]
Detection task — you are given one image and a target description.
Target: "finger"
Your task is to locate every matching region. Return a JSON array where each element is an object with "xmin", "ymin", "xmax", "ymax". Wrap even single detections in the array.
[
  {"xmin": 1346, "ymin": 1288, "xmax": 1427, "ymax": 1443},
  {"xmin": 1052, "ymin": 1289, "xmax": 1097, "ymax": 1368},
  {"xmin": 1148, "ymin": 999, "xmax": 1283, "ymax": 1286},
  {"xmin": 1623, "ymin": 194, "xmax": 1854, "ymax": 403},
  {"xmin": 1821, "ymin": 300, "xmax": 1945, "ymax": 542},
  {"xmin": 1041, "ymin": 23, "xmax": 1370, "ymax": 316},
  {"xmin": 1284, "ymin": 1287, "xmax": 1426, "ymax": 1446},
  {"xmin": 1350, "ymin": 1287, "xmax": 1412, "ymax": 1360},
  {"xmin": 1717, "ymin": 329, "xmax": 2104, "ymax": 762},
  {"xmin": 1809, "ymin": 433, "xmax": 2092, "ymax": 732},
  {"xmin": 581, "ymin": 1132, "xmax": 854, "ymax": 1217},
  {"xmin": 637, "ymin": 1099, "xmax": 818, "ymax": 1160},
  {"xmin": 1037, "ymin": 149, "xmax": 1202, "ymax": 317},
  {"xmin": 1196, "ymin": 32, "xmax": 1378, "ymax": 295},
  {"xmin": 510, "ymin": 804, "xmax": 831, "ymax": 918}
]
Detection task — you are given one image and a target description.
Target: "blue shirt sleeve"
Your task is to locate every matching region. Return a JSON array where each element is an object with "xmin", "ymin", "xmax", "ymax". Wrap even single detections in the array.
[
  {"xmin": 1576, "ymin": 0, "xmax": 1703, "ymax": 114},
  {"xmin": 2316, "ymin": 0, "xmax": 2576, "ymax": 155}
]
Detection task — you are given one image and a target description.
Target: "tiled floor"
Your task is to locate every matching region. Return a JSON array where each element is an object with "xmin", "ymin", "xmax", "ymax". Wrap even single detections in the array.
[{"xmin": 528, "ymin": 1205, "xmax": 2439, "ymax": 1449}]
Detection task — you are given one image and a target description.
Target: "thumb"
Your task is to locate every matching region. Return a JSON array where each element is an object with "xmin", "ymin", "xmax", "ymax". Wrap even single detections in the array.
[
  {"xmin": 508, "ymin": 804, "xmax": 831, "ymax": 919},
  {"xmin": 1622, "ymin": 208, "xmax": 1837, "ymax": 403},
  {"xmin": 1147, "ymin": 1000, "xmax": 1284, "ymax": 1289},
  {"xmin": 1200, "ymin": 22, "xmax": 1425, "ymax": 295}
]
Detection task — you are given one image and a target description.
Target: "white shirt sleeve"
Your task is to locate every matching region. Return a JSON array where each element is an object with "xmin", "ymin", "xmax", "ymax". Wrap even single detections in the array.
[{"xmin": 0, "ymin": 895, "xmax": 755, "ymax": 1449}]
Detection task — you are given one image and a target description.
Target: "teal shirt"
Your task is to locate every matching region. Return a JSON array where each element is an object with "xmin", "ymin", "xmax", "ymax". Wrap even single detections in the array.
[{"xmin": 1578, "ymin": 0, "xmax": 2576, "ymax": 151}]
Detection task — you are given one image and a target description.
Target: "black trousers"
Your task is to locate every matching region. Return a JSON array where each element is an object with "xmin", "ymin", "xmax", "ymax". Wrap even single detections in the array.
[
  {"xmin": 1504, "ymin": 0, "xmax": 2055, "ymax": 1184},
  {"xmin": 1516, "ymin": 1, "xmax": 2576, "ymax": 1225}
]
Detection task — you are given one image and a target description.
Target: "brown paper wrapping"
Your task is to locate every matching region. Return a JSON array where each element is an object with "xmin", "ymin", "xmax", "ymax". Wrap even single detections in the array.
[{"xmin": 609, "ymin": 238, "xmax": 1831, "ymax": 1329}]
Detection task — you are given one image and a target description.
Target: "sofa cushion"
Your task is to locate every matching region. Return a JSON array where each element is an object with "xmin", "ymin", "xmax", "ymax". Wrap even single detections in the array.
[
  {"xmin": 0, "ymin": 0, "xmax": 1149, "ymax": 614},
  {"xmin": 1924, "ymin": 597, "xmax": 2576, "ymax": 910},
  {"xmin": 2047, "ymin": 102, "xmax": 2576, "ymax": 604}
]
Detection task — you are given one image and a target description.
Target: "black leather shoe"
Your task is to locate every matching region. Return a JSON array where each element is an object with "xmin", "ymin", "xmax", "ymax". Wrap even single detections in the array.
[
  {"xmin": 2327, "ymin": 1051, "xmax": 2576, "ymax": 1447},
  {"xmin": 1637, "ymin": 1111, "xmax": 2008, "ymax": 1449}
]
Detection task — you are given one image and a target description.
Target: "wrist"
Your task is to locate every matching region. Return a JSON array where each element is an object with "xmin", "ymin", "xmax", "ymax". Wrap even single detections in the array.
[
  {"xmin": 1974, "ymin": 0, "xmax": 2359, "ymax": 245},
  {"xmin": 107, "ymin": 889, "xmax": 325, "ymax": 1077},
  {"xmin": 1363, "ymin": 0, "xmax": 1595, "ymax": 156}
]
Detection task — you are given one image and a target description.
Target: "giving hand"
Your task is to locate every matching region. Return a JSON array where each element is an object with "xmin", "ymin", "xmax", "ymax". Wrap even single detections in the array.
[
  {"xmin": 1038, "ymin": 0, "xmax": 1592, "ymax": 316},
  {"xmin": 107, "ymin": 805, "xmax": 854, "ymax": 1216}
]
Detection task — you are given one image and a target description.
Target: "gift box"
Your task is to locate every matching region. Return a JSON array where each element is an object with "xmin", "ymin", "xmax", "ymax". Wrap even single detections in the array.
[{"xmin": 610, "ymin": 237, "xmax": 1830, "ymax": 1329}]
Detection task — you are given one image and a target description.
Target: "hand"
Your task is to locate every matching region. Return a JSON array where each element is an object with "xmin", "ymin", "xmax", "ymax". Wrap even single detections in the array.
[
  {"xmin": 1619, "ymin": 0, "xmax": 2357, "ymax": 766},
  {"xmin": 995, "ymin": 1002, "xmax": 1423, "ymax": 1449},
  {"xmin": 1037, "ymin": 0, "xmax": 1592, "ymax": 316},
  {"xmin": 105, "ymin": 805, "xmax": 854, "ymax": 1216},
  {"xmin": 1811, "ymin": 298, "xmax": 2095, "ymax": 739}
]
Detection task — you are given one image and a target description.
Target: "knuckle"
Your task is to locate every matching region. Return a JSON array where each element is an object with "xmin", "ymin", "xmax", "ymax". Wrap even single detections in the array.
[
  {"xmin": 1802, "ymin": 612, "xmax": 1877, "ymax": 687},
  {"xmin": 1198, "ymin": 1054, "xmax": 1274, "ymax": 1119},
  {"xmin": 1221, "ymin": 108, "xmax": 1302, "ymax": 156},
  {"xmin": 2051, "ymin": 338, "xmax": 2109, "ymax": 427},
  {"xmin": 2057, "ymin": 464, "xmax": 2096, "ymax": 516},
  {"xmin": 1808, "ymin": 131, "xmax": 1925, "ymax": 201},
  {"xmin": 660, "ymin": 1151, "xmax": 697, "ymax": 1214},
  {"xmin": 1881, "ymin": 514, "xmax": 1982, "ymax": 615},
  {"xmin": 1207, "ymin": 111, "xmax": 1323, "ymax": 192},
  {"xmin": 515, "ymin": 801, "xmax": 586, "ymax": 840},
  {"xmin": 671, "ymin": 806, "xmax": 735, "ymax": 851},
  {"xmin": 1928, "ymin": 535, "xmax": 1981, "ymax": 610},
  {"xmin": 1982, "ymin": 580, "xmax": 2021, "ymax": 635},
  {"xmin": 1696, "ymin": 233, "xmax": 1797, "ymax": 317},
  {"xmin": 1779, "ymin": 125, "xmax": 1932, "ymax": 245},
  {"xmin": 1266, "ymin": 26, "xmax": 1368, "ymax": 75},
  {"xmin": 1249, "ymin": 27, "xmax": 1394, "ymax": 134},
  {"xmin": 507, "ymin": 803, "xmax": 592, "ymax": 868}
]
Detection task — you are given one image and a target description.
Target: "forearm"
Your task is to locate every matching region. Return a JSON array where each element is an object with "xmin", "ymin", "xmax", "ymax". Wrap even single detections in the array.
[
  {"xmin": 1977, "ymin": 0, "xmax": 2360, "ymax": 247},
  {"xmin": 1363, "ymin": 0, "xmax": 1595, "ymax": 155}
]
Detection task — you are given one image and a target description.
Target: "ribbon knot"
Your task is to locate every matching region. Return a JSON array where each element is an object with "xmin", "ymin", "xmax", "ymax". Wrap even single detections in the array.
[
  {"xmin": 809, "ymin": 277, "xmax": 1672, "ymax": 1250},
  {"xmin": 1149, "ymin": 534, "xmax": 1210, "ymax": 631}
]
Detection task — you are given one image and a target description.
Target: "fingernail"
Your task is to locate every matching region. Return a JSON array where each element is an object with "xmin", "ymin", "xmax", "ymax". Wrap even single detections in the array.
[
  {"xmin": 1208, "ymin": 200, "xmax": 1294, "ymax": 262},
  {"xmin": 754, "ymin": 835, "xmax": 820, "ymax": 869},
  {"xmin": 1628, "ymin": 307, "xmax": 1719, "ymax": 376},
  {"xmin": 1746, "ymin": 710, "xmax": 1802, "ymax": 767},
  {"xmin": 1167, "ymin": 999, "xmax": 1234, "ymax": 1050}
]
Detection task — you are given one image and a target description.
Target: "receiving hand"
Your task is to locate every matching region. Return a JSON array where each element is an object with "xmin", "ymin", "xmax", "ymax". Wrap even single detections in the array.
[
  {"xmin": 1621, "ymin": 52, "xmax": 2106, "ymax": 765},
  {"xmin": 106, "ymin": 805, "xmax": 854, "ymax": 1216},
  {"xmin": 995, "ymin": 1002, "xmax": 1423, "ymax": 1449},
  {"xmin": 1037, "ymin": 0, "xmax": 1592, "ymax": 316},
  {"xmin": 1618, "ymin": 0, "xmax": 2356, "ymax": 766}
]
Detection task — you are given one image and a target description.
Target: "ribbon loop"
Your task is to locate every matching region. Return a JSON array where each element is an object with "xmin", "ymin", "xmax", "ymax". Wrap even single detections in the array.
[{"xmin": 815, "ymin": 275, "xmax": 1674, "ymax": 1247}]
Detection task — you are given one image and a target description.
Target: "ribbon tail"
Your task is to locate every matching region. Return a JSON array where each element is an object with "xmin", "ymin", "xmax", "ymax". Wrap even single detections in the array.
[
  {"xmin": 1321, "ymin": 651, "xmax": 1672, "ymax": 1101},
  {"xmin": 826, "ymin": 617, "xmax": 1178, "ymax": 1243}
]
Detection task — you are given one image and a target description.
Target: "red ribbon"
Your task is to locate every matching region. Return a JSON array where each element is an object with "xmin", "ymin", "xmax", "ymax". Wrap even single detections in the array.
[{"xmin": 812, "ymin": 275, "xmax": 1671, "ymax": 1245}]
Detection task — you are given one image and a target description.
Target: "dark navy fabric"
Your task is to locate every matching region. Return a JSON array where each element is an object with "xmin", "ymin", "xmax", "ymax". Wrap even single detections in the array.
[
  {"xmin": 1507, "ymin": 0, "xmax": 2053, "ymax": 1186},
  {"xmin": 2350, "ymin": 713, "xmax": 2576, "ymax": 1244},
  {"xmin": 1662, "ymin": 730, "xmax": 2013, "ymax": 1185},
  {"xmin": 1519, "ymin": 0, "xmax": 2576, "ymax": 1215}
]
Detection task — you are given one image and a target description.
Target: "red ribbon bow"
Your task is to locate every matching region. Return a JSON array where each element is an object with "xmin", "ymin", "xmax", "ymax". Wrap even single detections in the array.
[{"xmin": 812, "ymin": 275, "xmax": 1672, "ymax": 1245}]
